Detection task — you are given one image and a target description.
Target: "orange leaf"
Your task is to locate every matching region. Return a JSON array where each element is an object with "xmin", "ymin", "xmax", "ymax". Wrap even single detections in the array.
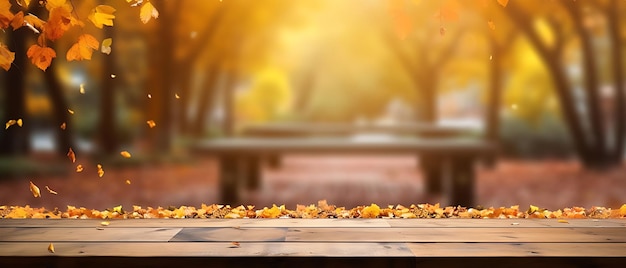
[
  {"xmin": 66, "ymin": 34, "xmax": 99, "ymax": 61},
  {"xmin": 60, "ymin": 122, "xmax": 66, "ymax": 130},
  {"xmin": 44, "ymin": 6, "xmax": 73, "ymax": 41},
  {"xmin": 88, "ymin": 5, "xmax": 116, "ymax": 29},
  {"xmin": 76, "ymin": 164, "xmax": 83, "ymax": 172},
  {"xmin": 125, "ymin": 179, "xmax": 131, "ymax": 185},
  {"xmin": 11, "ymin": 11, "xmax": 24, "ymax": 30},
  {"xmin": 140, "ymin": 2, "xmax": 159, "ymax": 24},
  {"xmin": 24, "ymin": 14, "xmax": 45, "ymax": 33},
  {"xmin": 146, "ymin": 120, "xmax": 156, "ymax": 128},
  {"xmin": 47, "ymin": 243, "xmax": 55, "ymax": 253},
  {"xmin": 67, "ymin": 147, "xmax": 76, "ymax": 163},
  {"xmin": 0, "ymin": 0, "xmax": 14, "ymax": 29},
  {"xmin": 97, "ymin": 164, "xmax": 104, "ymax": 177},
  {"xmin": 0, "ymin": 43, "xmax": 15, "ymax": 71},
  {"xmin": 120, "ymin": 151, "xmax": 131, "ymax": 158},
  {"xmin": 29, "ymin": 181, "xmax": 41, "ymax": 198},
  {"xmin": 26, "ymin": 44, "xmax": 56, "ymax": 71},
  {"xmin": 497, "ymin": 0, "xmax": 509, "ymax": 7}
]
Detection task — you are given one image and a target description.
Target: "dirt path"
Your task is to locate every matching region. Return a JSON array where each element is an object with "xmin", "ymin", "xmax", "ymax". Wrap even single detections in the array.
[{"xmin": 1, "ymin": 156, "xmax": 625, "ymax": 210}]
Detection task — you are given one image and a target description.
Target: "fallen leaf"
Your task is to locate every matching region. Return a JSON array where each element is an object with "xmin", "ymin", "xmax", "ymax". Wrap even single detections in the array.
[
  {"xmin": 88, "ymin": 5, "xmax": 115, "ymax": 29},
  {"xmin": 97, "ymin": 164, "xmax": 104, "ymax": 177},
  {"xmin": 557, "ymin": 219, "xmax": 569, "ymax": 223},
  {"xmin": 66, "ymin": 34, "xmax": 99, "ymax": 61},
  {"xmin": 100, "ymin": 221, "xmax": 110, "ymax": 226},
  {"xmin": 26, "ymin": 44, "xmax": 56, "ymax": 71},
  {"xmin": 45, "ymin": 186, "xmax": 58, "ymax": 195},
  {"xmin": 29, "ymin": 181, "xmax": 41, "ymax": 198},
  {"xmin": 120, "ymin": 151, "xmax": 131, "ymax": 158},
  {"xmin": 47, "ymin": 243, "xmax": 55, "ymax": 253},
  {"xmin": 0, "ymin": 42, "xmax": 15, "ymax": 71},
  {"xmin": 230, "ymin": 241, "xmax": 240, "ymax": 248},
  {"xmin": 101, "ymin": 38, "xmax": 112, "ymax": 54},
  {"xmin": 112, "ymin": 205, "xmax": 123, "ymax": 214},
  {"xmin": 76, "ymin": 164, "xmax": 83, "ymax": 172},
  {"xmin": 139, "ymin": 2, "xmax": 159, "ymax": 24},
  {"xmin": 146, "ymin": 120, "xmax": 156, "ymax": 128},
  {"xmin": 67, "ymin": 147, "xmax": 76, "ymax": 163},
  {"xmin": 361, "ymin": 203, "xmax": 381, "ymax": 218}
]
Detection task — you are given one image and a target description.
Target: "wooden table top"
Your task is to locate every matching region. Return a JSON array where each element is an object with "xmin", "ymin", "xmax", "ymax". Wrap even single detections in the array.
[
  {"xmin": 242, "ymin": 123, "xmax": 478, "ymax": 137},
  {"xmin": 0, "ymin": 219, "xmax": 624, "ymax": 267}
]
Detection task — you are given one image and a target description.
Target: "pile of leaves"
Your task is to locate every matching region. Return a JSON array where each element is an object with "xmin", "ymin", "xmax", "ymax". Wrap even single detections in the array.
[{"xmin": 1, "ymin": 200, "xmax": 625, "ymax": 219}]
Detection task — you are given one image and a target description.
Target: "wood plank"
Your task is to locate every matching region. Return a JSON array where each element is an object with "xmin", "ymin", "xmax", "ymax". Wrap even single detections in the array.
[
  {"xmin": 0, "ymin": 219, "xmax": 391, "ymax": 228},
  {"xmin": 0, "ymin": 242, "xmax": 414, "ymax": 257},
  {"xmin": 284, "ymin": 227, "xmax": 626, "ymax": 243},
  {"xmin": 386, "ymin": 219, "xmax": 626, "ymax": 228},
  {"xmin": 0, "ymin": 227, "xmax": 181, "ymax": 242},
  {"xmin": 170, "ymin": 227, "xmax": 287, "ymax": 242},
  {"xmin": 407, "ymin": 242, "xmax": 626, "ymax": 257}
]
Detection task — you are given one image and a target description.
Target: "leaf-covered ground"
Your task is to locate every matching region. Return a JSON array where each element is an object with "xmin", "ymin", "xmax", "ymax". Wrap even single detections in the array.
[{"xmin": 0, "ymin": 155, "xmax": 625, "ymax": 217}]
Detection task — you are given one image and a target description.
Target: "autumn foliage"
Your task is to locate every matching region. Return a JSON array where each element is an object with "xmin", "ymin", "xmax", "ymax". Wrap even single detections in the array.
[{"xmin": 0, "ymin": 0, "xmax": 159, "ymax": 71}]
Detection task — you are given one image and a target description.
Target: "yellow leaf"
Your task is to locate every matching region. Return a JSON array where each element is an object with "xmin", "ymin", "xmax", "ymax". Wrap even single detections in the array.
[
  {"xmin": 175, "ymin": 93, "xmax": 180, "ymax": 99},
  {"xmin": 0, "ymin": 42, "xmax": 15, "ymax": 71},
  {"xmin": 146, "ymin": 120, "xmax": 156, "ymax": 128},
  {"xmin": 88, "ymin": 5, "xmax": 115, "ymax": 29},
  {"xmin": 528, "ymin": 205, "xmax": 539, "ymax": 214},
  {"xmin": 45, "ymin": 186, "xmax": 58, "ymax": 195},
  {"xmin": 76, "ymin": 164, "xmax": 83, "ymax": 172},
  {"xmin": 5, "ymin": 119, "xmax": 15, "ymax": 129},
  {"xmin": 557, "ymin": 219, "xmax": 569, "ymax": 224},
  {"xmin": 66, "ymin": 34, "xmax": 99, "ymax": 61},
  {"xmin": 29, "ymin": 181, "xmax": 41, "ymax": 198},
  {"xmin": 125, "ymin": 179, "xmax": 131, "ymax": 185},
  {"xmin": 361, "ymin": 203, "xmax": 381, "ymax": 218},
  {"xmin": 140, "ymin": 2, "xmax": 159, "ymax": 24},
  {"xmin": 97, "ymin": 164, "xmax": 104, "ymax": 177},
  {"xmin": 26, "ymin": 44, "xmax": 56, "ymax": 71},
  {"xmin": 17, "ymin": 119, "xmax": 22, "ymax": 127},
  {"xmin": 120, "ymin": 151, "xmax": 131, "ymax": 158},
  {"xmin": 101, "ymin": 38, "xmax": 112, "ymax": 55},
  {"xmin": 68, "ymin": 109, "xmax": 74, "ymax": 114},
  {"xmin": 79, "ymin": 83, "xmax": 85, "ymax": 94},
  {"xmin": 112, "ymin": 205, "xmax": 123, "ymax": 214},
  {"xmin": 47, "ymin": 243, "xmax": 55, "ymax": 253},
  {"xmin": 619, "ymin": 204, "xmax": 626, "ymax": 216},
  {"xmin": 67, "ymin": 147, "xmax": 76, "ymax": 163},
  {"xmin": 100, "ymin": 221, "xmax": 110, "ymax": 226},
  {"xmin": 497, "ymin": 0, "xmax": 508, "ymax": 7}
]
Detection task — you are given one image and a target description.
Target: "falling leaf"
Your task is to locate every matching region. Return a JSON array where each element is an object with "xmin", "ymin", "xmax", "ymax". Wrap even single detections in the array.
[
  {"xmin": 125, "ymin": 179, "xmax": 131, "ymax": 185},
  {"xmin": 60, "ymin": 122, "xmax": 66, "ymax": 130},
  {"xmin": 26, "ymin": 45, "xmax": 56, "ymax": 71},
  {"xmin": 68, "ymin": 109, "xmax": 74, "ymax": 114},
  {"xmin": 110, "ymin": 74, "xmax": 116, "ymax": 78},
  {"xmin": 101, "ymin": 38, "xmax": 112, "ymax": 55},
  {"xmin": 97, "ymin": 164, "xmax": 104, "ymax": 177},
  {"xmin": 44, "ymin": 3, "xmax": 73, "ymax": 41},
  {"xmin": 5, "ymin": 119, "xmax": 16, "ymax": 129},
  {"xmin": 489, "ymin": 55, "xmax": 493, "ymax": 61},
  {"xmin": 100, "ymin": 221, "xmax": 110, "ymax": 226},
  {"xmin": 140, "ymin": 2, "xmax": 159, "ymax": 24},
  {"xmin": 17, "ymin": 119, "xmax": 22, "ymax": 127},
  {"xmin": 488, "ymin": 20, "xmax": 495, "ymax": 31},
  {"xmin": 66, "ymin": 34, "xmax": 100, "ymax": 61},
  {"xmin": 0, "ymin": 43, "xmax": 15, "ymax": 71},
  {"xmin": 147, "ymin": 94, "xmax": 152, "ymax": 99},
  {"xmin": 29, "ymin": 181, "xmax": 41, "ymax": 198},
  {"xmin": 120, "ymin": 151, "xmax": 131, "ymax": 158},
  {"xmin": 45, "ymin": 186, "xmax": 58, "ymax": 195},
  {"xmin": 88, "ymin": 5, "xmax": 116, "ymax": 29},
  {"xmin": 0, "ymin": 0, "xmax": 15, "ymax": 29},
  {"xmin": 67, "ymin": 148, "xmax": 76, "ymax": 163},
  {"xmin": 497, "ymin": 0, "xmax": 509, "ymax": 7},
  {"xmin": 146, "ymin": 120, "xmax": 156, "ymax": 128},
  {"xmin": 79, "ymin": 84, "xmax": 85, "ymax": 94},
  {"xmin": 230, "ymin": 241, "xmax": 240, "ymax": 248},
  {"xmin": 76, "ymin": 164, "xmax": 83, "ymax": 172},
  {"xmin": 47, "ymin": 243, "xmax": 55, "ymax": 253},
  {"xmin": 175, "ymin": 93, "xmax": 180, "ymax": 99}
]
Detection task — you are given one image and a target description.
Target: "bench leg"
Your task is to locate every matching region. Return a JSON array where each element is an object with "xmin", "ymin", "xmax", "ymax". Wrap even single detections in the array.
[
  {"xmin": 421, "ymin": 154, "xmax": 443, "ymax": 194},
  {"xmin": 449, "ymin": 156, "xmax": 475, "ymax": 207},
  {"xmin": 219, "ymin": 156, "xmax": 240, "ymax": 205},
  {"xmin": 244, "ymin": 156, "xmax": 261, "ymax": 190}
]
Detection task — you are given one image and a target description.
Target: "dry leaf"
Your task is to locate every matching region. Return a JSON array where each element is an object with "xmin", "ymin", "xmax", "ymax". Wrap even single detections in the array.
[
  {"xmin": 558, "ymin": 219, "xmax": 569, "ymax": 223},
  {"xmin": 17, "ymin": 119, "xmax": 22, "ymax": 127},
  {"xmin": 76, "ymin": 164, "xmax": 83, "ymax": 172},
  {"xmin": 47, "ymin": 243, "xmax": 55, "ymax": 253},
  {"xmin": 60, "ymin": 122, "xmax": 66, "ymax": 130},
  {"xmin": 29, "ymin": 181, "xmax": 41, "ymax": 198},
  {"xmin": 66, "ymin": 34, "xmax": 100, "ymax": 61},
  {"xmin": 45, "ymin": 186, "xmax": 58, "ymax": 195},
  {"xmin": 140, "ymin": 2, "xmax": 159, "ymax": 24},
  {"xmin": 230, "ymin": 241, "xmax": 240, "ymax": 248},
  {"xmin": 26, "ymin": 45, "xmax": 56, "ymax": 71},
  {"xmin": 0, "ymin": 42, "xmax": 15, "ymax": 71},
  {"xmin": 67, "ymin": 147, "xmax": 76, "ymax": 163},
  {"xmin": 120, "ymin": 151, "xmax": 131, "ymax": 158},
  {"xmin": 5, "ymin": 119, "xmax": 16, "ymax": 129},
  {"xmin": 146, "ymin": 120, "xmax": 156, "ymax": 128},
  {"xmin": 101, "ymin": 38, "xmax": 112, "ymax": 54},
  {"xmin": 88, "ymin": 5, "xmax": 116, "ymax": 29},
  {"xmin": 97, "ymin": 164, "xmax": 104, "ymax": 177},
  {"xmin": 100, "ymin": 221, "xmax": 110, "ymax": 226}
]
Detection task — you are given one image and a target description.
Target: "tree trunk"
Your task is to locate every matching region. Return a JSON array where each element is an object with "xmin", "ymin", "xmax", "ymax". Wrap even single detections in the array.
[
  {"xmin": 222, "ymin": 71, "xmax": 238, "ymax": 137},
  {"xmin": 608, "ymin": 0, "xmax": 625, "ymax": 164},
  {"xmin": 190, "ymin": 67, "xmax": 220, "ymax": 137},
  {"xmin": 485, "ymin": 37, "xmax": 502, "ymax": 143},
  {"xmin": 0, "ymin": 29, "xmax": 29, "ymax": 156},
  {"xmin": 43, "ymin": 62, "xmax": 73, "ymax": 156}
]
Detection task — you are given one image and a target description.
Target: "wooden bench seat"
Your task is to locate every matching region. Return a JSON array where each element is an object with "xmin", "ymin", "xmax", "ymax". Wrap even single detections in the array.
[
  {"xmin": 193, "ymin": 137, "xmax": 495, "ymax": 206},
  {"xmin": 1, "ymin": 219, "xmax": 624, "ymax": 268}
]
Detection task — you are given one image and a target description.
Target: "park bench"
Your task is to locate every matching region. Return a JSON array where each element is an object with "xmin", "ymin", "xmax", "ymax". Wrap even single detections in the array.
[{"xmin": 193, "ymin": 137, "xmax": 495, "ymax": 207}]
